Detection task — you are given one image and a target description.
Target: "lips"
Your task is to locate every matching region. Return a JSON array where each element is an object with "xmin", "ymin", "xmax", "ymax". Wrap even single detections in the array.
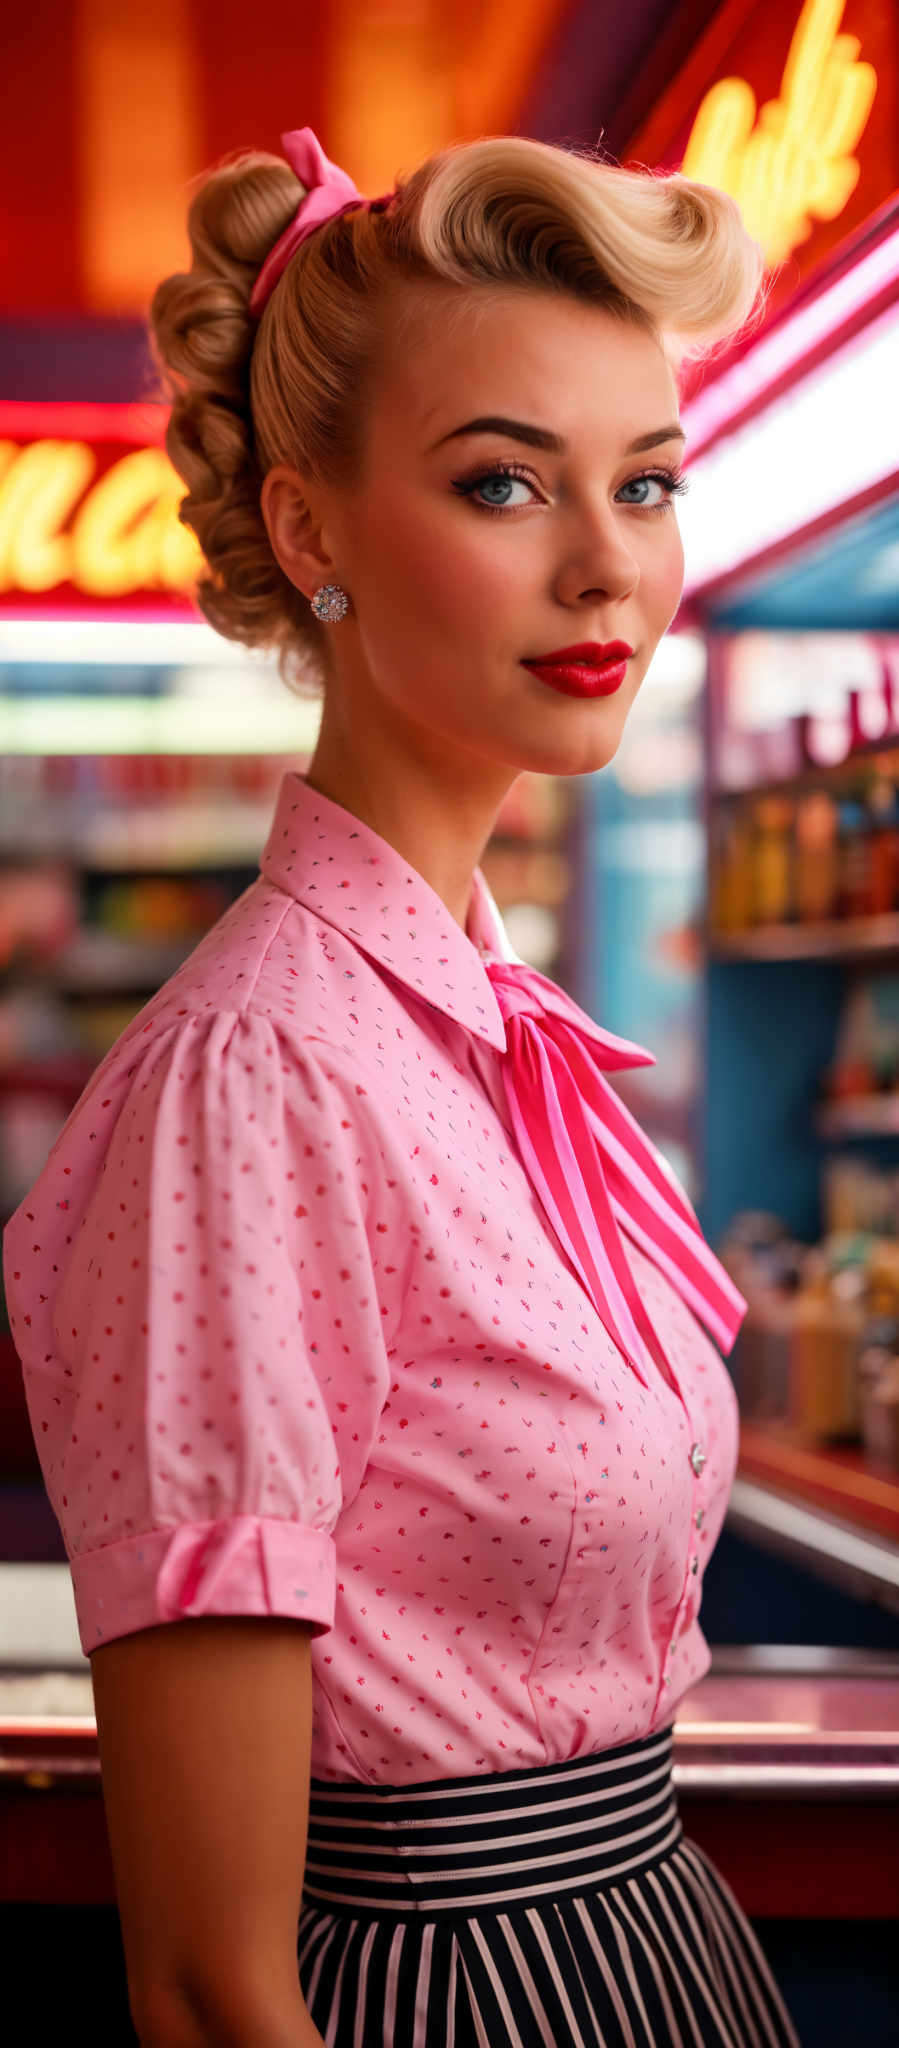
[
  {"xmin": 520, "ymin": 640, "xmax": 635, "ymax": 701},
  {"xmin": 524, "ymin": 640, "xmax": 634, "ymax": 665}
]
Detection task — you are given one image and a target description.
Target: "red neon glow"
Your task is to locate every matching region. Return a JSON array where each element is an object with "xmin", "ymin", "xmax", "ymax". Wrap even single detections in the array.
[{"xmin": 0, "ymin": 401, "xmax": 167, "ymax": 444}]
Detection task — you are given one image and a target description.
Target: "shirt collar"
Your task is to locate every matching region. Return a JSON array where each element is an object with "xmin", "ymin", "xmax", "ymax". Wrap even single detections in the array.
[
  {"xmin": 259, "ymin": 768, "xmax": 511, "ymax": 1050},
  {"xmin": 258, "ymin": 771, "xmax": 750, "ymax": 1377}
]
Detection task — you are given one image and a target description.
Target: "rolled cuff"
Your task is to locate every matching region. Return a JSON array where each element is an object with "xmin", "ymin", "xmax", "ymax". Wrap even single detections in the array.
[{"xmin": 71, "ymin": 1515, "xmax": 336, "ymax": 1656}]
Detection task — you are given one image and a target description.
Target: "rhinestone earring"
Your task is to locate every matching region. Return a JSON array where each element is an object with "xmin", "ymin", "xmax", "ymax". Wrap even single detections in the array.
[{"xmin": 310, "ymin": 583, "xmax": 350, "ymax": 622}]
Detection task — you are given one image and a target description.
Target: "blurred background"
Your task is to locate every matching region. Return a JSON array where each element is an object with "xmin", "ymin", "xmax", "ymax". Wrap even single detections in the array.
[{"xmin": 1, "ymin": 1, "xmax": 898, "ymax": 2040}]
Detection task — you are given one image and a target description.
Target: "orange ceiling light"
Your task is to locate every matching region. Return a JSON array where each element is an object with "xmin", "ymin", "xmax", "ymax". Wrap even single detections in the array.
[
  {"xmin": 69, "ymin": 0, "xmax": 572, "ymax": 316},
  {"xmin": 327, "ymin": 0, "xmax": 572, "ymax": 193},
  {"xmin": 76, "ymin": 0, "xmax": 200, "ymax": 314}
]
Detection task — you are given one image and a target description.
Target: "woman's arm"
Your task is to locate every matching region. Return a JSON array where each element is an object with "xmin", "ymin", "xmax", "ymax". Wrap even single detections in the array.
[{"xmin": 90, "ymin": 1613, "xmax": 325, "ymax": 2045}]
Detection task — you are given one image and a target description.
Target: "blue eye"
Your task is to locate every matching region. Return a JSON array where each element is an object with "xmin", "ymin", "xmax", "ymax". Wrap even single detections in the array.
[
  {"xmin": 455, "ymin": 467, "xmax": 535, "ymax": 512},
  {"xmin": 451, "ymin": 460, "xmax": 691, "ymax": 518},
  {"xmin": 449, "ymin": 462, "xmax": 538, "ymax": 514},
  {"xmin": 618, "ymin": 469, "xmax": 691, "ymax": 513}
]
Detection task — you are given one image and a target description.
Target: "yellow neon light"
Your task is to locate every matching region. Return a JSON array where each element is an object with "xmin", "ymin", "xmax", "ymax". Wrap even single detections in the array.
[
  {"xmin": 71, "ymin": 447, "xmax": 201, "ymax": 596},
  {"xmin": 0, "ymin": 440, "xmax": 203, "ymax": 597},
  {"xmin": 681, "ymin": 0, "xmax": 877, "ymax": 265},
  {"xmin": 0, "ymin": 439, "xmax": 97, "ymax": 592}
]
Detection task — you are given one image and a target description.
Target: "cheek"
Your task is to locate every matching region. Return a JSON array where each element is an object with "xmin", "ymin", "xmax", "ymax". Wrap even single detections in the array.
[
  {"xmin": 641, "ymin": 521, "xmax": 685, "ymax": 624},
  {"xmin": 359, "ymin": 494, "xmax": 522, "ymax": 619},
  {"xmin": 662, "ymin": 520, "xmax": 685, "ymax": 591}
]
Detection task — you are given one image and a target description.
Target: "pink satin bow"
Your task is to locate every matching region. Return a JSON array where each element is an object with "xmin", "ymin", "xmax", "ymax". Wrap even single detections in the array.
[
  {"xmin": 250, "ymin": 126, "xmax": 395, "ymax": 317},
  {"xmin": 484, "ymin": 956, "xmax": 747, "ymax": 1392}
]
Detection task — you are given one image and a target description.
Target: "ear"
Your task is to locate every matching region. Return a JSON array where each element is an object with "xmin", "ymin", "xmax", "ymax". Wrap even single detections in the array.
[{"xmin": 259, "ymin": 464, "xmax": 337, "ymax": 600}]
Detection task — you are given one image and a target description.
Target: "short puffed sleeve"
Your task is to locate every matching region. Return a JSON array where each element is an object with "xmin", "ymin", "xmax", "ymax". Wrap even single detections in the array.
[{"xmin": 2, "ymin": 1009, "xmax": 393, "ymax": 1655}]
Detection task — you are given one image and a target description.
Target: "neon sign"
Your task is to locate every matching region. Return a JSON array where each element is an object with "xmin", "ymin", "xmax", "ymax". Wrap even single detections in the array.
[
  {"xmin": 681, "ymin": 0, "xmax": 877, "ymax": 264},
  {"xmin": 0, "ymin": 407, "xmax": 203, "ymax": 608}
]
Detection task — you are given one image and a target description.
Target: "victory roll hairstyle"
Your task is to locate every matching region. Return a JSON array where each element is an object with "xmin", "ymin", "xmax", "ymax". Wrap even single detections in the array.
[{"xmin": 149, "ymin": 133, "xmax": 770, "ymax": 698}]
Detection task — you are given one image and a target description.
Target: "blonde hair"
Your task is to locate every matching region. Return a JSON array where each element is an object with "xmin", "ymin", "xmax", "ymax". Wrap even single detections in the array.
[{"xmin": 149, "ymin": 134, "xmax": 770, "ymax": 699}]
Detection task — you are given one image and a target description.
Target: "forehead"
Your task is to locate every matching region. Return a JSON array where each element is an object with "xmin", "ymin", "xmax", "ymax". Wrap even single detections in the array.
[{"xmin": 372, "ymin": 282, "xmax": 676, "ymax": 443}]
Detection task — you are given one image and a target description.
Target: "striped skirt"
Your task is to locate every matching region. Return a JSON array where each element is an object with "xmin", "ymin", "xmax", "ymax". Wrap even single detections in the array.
[{"xmin": 296, "ymin": 1724, "xmax": 801, "ymax": 2047}]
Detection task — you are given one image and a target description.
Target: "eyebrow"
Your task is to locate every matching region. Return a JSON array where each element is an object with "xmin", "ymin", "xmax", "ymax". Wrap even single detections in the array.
[{"xmin": 428, "ymin": 415, "xmax": 686, "ymax": 455}]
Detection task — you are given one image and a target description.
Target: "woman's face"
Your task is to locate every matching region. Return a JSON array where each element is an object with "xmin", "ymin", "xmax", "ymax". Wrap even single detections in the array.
[{"xmin": 269, "ymin": 282, "xmax": 687, "ymax": 787}]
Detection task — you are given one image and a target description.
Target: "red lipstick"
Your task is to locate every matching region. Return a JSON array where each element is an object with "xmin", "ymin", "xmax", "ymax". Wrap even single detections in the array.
[{"xmin": 521, "ymin": 640, "xmax": 634, "ymax": 699}]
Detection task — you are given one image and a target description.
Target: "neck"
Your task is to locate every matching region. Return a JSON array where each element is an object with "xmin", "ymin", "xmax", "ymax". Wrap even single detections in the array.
[{"xmin": 302, "ymin": 733, "xmax": 514, "ymax": 934}]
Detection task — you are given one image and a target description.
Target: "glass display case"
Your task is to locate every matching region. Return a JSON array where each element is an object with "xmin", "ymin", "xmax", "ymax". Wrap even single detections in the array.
[{"xmin": 699, "ymin": 626, "xmax": 899, "ymax": 1614}]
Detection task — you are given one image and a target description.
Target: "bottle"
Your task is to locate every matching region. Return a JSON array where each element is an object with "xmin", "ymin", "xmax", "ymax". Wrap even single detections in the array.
[
  {"xmin": 710, "ymin": 806, "xmax": 755, "ymax": 932},
  {"xmin": 853, "ymin": 1239, "xmax": 899, "ymax": 1469},
  {"xmin": 751, "ymin": 796, "xmax": 794, "ymax": 925},
  {"xmin": 863, "ymin": 761, "xmax": 899, "ymax": 915},
  {"xmin": 790, "ymin": 1250, "xmax": 864, "ymax": 1439},
  {"xmin": 835, "ymin": 790, "xmax": 875, "ymax": 919},
  {"xmin": 794, "ymin": 791, "xmax": 839, "ymax": 921},
  {"xmin": 856, "ymin": 1311, "xmax": 899, "ymax": 1471}
]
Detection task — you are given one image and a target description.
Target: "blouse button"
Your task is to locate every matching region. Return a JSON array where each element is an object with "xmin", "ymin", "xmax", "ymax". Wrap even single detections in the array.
[
  {"xmin": 689, "ymin": 1441, "xmax": 707, "ymax": 1476},
  {"xmin": 695, "ymin": 1507, "xmax": 705, "ymax": 1528},
  {"xmin": 690, "ymin": 1555, "xmax": 699, "ymax": 1574}
]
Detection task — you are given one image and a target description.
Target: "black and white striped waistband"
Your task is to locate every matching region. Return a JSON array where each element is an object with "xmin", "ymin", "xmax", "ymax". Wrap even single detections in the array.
[{"xmin": 303, "ymin": 1723, "xmax": 682, "ymax": 1917}]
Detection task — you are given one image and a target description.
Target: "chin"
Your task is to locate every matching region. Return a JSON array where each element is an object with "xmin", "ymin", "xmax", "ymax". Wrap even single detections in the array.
[{"xmin": 508, "ymin": 732, "xmax": 626, "ymax": 780}]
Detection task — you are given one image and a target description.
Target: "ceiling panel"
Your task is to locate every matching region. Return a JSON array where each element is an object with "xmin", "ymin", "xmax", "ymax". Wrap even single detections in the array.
[{"xmin": 702, "ymin": 494, "xmax": 899, "ymax": 630}]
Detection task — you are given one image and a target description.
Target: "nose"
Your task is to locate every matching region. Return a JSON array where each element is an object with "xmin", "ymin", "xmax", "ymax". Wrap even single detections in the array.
[{"xmin": 554, "ymin": 502, "xmax": 640, "ymax": 606}]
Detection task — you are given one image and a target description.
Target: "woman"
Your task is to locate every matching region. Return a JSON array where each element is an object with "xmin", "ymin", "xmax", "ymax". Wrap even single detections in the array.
[{"xmin": 3, "ymin": 126, "xmax": 800, "ymax": 2047}]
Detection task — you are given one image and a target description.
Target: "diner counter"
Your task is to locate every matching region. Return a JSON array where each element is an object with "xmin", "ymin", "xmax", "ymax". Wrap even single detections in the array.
[
  {"xmin": 2, "ymin": 1640, "xmax": 897, "ymax": 1796},
  {"xmin": 0, "ymin": 1563, "xmax": 897, "ymax": 1917}
]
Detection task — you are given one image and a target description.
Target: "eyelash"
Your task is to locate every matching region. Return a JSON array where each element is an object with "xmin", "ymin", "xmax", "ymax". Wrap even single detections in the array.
[{"xmin": 450, "ymin": 458, "xmax": 691, "ymax": 518}]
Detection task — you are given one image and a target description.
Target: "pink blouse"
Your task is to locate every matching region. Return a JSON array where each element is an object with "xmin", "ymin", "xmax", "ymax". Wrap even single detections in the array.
[{"xmin": 3, "ymin": 768, "xmax": 746, "ymax": 1783}]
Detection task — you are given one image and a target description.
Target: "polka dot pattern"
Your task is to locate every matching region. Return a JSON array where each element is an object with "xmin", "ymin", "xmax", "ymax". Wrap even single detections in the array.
[{"xmin": 2, "ymin": 770, "xmax": 739, "ymax": 1784}]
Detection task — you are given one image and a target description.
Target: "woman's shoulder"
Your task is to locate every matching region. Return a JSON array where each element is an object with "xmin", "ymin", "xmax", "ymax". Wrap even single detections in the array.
[
  {"xmin": 75, "ymin": 873, "xmax": 397, "ymax": 1087},
  {"xmin": 2, "ymin": 874, "xmax": 423, "ymax": 1324}
]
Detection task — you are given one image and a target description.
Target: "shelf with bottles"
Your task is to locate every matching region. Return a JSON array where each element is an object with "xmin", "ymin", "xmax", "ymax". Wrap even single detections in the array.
[
  {"xmin": 815, "ymin": 1097, "xmax": 899, "ymax": 1139},
  {"xmin": 717, "ymin": 1164, "xmax": 899, "ymax": 1504},
  {"xmin": 810, "ymin": 968, "xmax": 899, "ymax": 1141},
  {"xmin": 707, "ymin": 746, "xmax": 899, "ymax": 959},
  {"xmin": 708, "ymin": 913, "xmax": 899, "ymax": 962}
]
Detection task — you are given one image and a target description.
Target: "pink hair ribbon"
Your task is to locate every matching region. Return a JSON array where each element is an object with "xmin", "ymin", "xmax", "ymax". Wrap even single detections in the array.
[
  {"xmin": 249, "ymin": 126, "xmax": 394, "ymax": 318},
  {"xmin": 484, "ymin": 955, "xmax": 748, "ymax": 1393}
]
